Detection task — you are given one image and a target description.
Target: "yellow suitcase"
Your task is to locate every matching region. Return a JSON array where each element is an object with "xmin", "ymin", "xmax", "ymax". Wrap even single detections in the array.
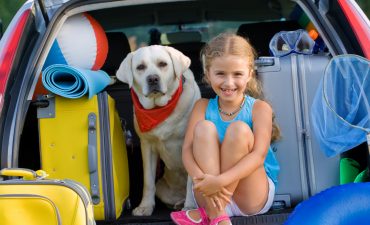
[
  {"xmin": 0, "ymin": 168, "xmax": 95, "ymax": 225},
  {"xmin": 38, "ymin": 91, "xmax": 129, "ymax": 221}
]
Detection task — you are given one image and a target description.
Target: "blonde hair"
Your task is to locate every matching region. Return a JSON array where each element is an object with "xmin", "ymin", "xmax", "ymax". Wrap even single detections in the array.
[{"xmin": 201, "ymin": 32, "xmax": 281, "ymax": 142}]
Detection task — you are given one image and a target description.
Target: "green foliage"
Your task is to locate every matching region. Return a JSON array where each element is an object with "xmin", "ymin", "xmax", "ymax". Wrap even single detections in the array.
[
  {"xmin": 0, "ymin": 0, "xmax": 26, "ymax": 31},
  {"xmin": 356, "ymin": 0, "xmax": 370, "ymax": 19}
]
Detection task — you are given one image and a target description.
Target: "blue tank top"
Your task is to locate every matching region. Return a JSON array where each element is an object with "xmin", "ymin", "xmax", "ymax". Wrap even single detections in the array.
[{"xmin": 205, "ymin": 95, "xmax": 279, "ymax": 187}]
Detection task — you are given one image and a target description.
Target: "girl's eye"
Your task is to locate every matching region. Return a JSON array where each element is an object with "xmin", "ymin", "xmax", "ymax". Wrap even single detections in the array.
[
  {"xmin": 234, "ymin": 72, "xmax": 244, "ymax": 77},
  {"xmin": 158, "ymin": 61, "xmax": 167, "ymax": 67},
  {"xmin": 136, "ymin": 64, "xmax": 146, "ymax": 70}
]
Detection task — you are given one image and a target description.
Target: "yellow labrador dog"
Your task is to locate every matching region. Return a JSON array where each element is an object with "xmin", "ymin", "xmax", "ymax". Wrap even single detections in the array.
[{"xmin": 116, "ymin": 45, "xmax": 200, "ymax": 216}]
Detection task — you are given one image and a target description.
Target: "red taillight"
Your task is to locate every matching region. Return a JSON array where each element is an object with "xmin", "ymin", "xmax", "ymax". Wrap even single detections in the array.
[
  {"xmin": 338, "ymin": 0, "xmax": 370, "ymax": 59},
  {"xmin": 0, "ymin": 8, "xmax": 31, "ymax": 112}
]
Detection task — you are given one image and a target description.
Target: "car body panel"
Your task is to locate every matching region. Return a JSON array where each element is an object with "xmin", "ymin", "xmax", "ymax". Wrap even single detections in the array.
[{"xmin": 338, "ymin": 0, "xmax": 370, "ymax": 58}]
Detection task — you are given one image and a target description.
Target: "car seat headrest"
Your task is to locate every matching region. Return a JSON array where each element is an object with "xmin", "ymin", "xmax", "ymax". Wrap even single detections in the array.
[
  {"xmin": 161, "ymin": 31, "xmax": 202, "ymax": 45},
  {"xmin": 102, "ymin": 32, "xmax": 131, "ymax": 75}
]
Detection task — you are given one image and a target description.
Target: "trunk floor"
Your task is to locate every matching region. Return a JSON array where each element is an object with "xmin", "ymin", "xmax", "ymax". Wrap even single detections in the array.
[{"xmin": 97, "ymin": 203, "xmax": 292, "ymax": 225}]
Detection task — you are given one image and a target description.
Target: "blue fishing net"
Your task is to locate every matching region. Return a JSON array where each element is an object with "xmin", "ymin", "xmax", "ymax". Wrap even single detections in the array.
[{"xmin": 311, "ymin": 55, "xmax": 370, "ymax": 157}]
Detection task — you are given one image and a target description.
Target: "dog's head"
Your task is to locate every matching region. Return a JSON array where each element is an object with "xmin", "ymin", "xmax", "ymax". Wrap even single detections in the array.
[{"xmin": 116, "ymin": 45, "xmax": 190, "ymax": 109}]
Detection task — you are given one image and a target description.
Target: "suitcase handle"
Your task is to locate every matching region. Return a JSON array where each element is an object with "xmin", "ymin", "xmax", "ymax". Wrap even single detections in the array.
[
  {"xmin": 88, "ymin": 113, "xmax": 100, "ymax": 204},
  {"xmin": 0, "ymin": 168, "xmax": 48, "ymax": 180}
]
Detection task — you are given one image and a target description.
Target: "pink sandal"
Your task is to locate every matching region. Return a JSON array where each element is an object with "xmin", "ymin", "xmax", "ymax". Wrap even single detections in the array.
[
  {"xmin": 170, "ymin": 207, "xmax": 209, "ymax": 225},
  {"xmin": 209, "ymin": 214, "xmax": 232, "ymax": 225}
]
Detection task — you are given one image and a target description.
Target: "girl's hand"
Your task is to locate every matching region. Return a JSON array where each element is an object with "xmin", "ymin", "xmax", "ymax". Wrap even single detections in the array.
[
  {"xmin": 216, "ymin": 187, "xmax": 233, "ymax": 204},
  {"xmin": 209, "ymin": 190, "xmax": 232, "ymax": 211},
  {"xmin": 193, "ymin": 174, "xmax": 230, "ymax": 196}
]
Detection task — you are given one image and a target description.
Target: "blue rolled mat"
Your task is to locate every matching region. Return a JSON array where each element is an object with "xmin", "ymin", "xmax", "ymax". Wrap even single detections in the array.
[{"xmin": 42, "ymin": 64, "xmax": 111, "ymax": 99}]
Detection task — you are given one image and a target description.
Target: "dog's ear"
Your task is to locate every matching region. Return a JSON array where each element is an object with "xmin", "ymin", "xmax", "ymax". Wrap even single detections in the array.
[
  {"xmin": 164, "ymin": 46, "xmax": 191, "ymax": 78},
  {"xmin": 116, "ymin": 52, "xmax": 134, "ymax": 87}
]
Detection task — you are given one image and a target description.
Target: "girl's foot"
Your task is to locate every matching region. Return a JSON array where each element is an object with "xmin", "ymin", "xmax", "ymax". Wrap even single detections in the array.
[
  {"xmin": 170, "ymin": 207, "xmax": 209, "ymax": 225},
  {"xmin": 209, "ymin": 214, "xmax": 232, "ymax": 225}
]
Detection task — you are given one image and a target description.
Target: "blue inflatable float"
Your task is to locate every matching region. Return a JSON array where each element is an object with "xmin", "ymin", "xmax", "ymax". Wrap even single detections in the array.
[{"xmin": 284, "ymin": 182, "xmax": 370, "ymax": 225}]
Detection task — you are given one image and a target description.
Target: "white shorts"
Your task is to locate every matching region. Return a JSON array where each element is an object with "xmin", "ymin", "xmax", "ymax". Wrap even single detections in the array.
[
  {"xmin": 225, "ymin": 177, "xmax": 275, "ymax": 216},
  {"xmin": 192, "ymin": 176, "xmax": 275, "ymax": 217}
]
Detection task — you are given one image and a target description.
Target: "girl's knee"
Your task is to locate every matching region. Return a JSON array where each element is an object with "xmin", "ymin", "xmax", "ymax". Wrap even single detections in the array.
[
  {"xmin": 224, "ymin": 121, "xmax": 254, "ymax": 151},
  {"xmin": 226, "ymin": 121, "xmax": 253, "ymax": 140},
  {"xmin": 194, "ymin": 120, "xmax": 217, "ymax": 140}
]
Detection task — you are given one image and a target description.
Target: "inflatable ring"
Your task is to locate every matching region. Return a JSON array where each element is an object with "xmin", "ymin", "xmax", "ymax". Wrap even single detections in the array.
[{"xmin": 284, "ymin": 182, "xmax": 370, "ymax": 225}]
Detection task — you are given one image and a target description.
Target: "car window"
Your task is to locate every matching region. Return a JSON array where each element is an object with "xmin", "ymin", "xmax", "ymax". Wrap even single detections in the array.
[
  {"xmin": 118, "ymin": 22, "xmax": 240, "ymax": 51},
  {"xmin": 100, "ymin": 1, "xmax": 302, "ymax": 51}
]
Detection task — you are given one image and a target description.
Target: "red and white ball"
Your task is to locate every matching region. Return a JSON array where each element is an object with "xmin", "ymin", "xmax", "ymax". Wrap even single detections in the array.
[{"xmin": 43, "ymin": 13, "xmax": 108, "ymax": 70}]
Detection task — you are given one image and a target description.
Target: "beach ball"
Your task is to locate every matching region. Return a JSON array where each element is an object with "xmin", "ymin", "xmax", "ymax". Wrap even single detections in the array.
[{"xmin": 43, "ymin": 13, "xmax": 108, "ymax": 70}]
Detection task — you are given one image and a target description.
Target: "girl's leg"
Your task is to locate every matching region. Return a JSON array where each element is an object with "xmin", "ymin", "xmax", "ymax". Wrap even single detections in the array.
[
  {"xmin": 191, "ymin": 120, "xmax": 224, "ymax": 219},
  {"xmin": 221, "ymin": 121, "xmax": 269, "ymax": 215}
]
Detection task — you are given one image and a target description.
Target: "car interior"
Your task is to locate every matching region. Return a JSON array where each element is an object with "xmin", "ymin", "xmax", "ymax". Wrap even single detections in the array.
[{"xmin": 15, "ymin": 0, "xmax": 369, "ymax": 224}]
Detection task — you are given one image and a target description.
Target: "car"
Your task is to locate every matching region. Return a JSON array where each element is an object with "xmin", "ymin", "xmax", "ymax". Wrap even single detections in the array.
[{"xmin": 0, "ymin": 0, "xmax": 369, "ymax": 224}]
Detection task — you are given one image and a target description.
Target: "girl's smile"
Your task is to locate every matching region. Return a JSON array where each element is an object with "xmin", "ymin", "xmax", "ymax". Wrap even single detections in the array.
[
  {"xmin": 207, "ymin": 54, "xmax": 251, "ymax": 108},
  {"xmin": 220, "ymin": 88, "xmax": 237, "ymax": 96}
]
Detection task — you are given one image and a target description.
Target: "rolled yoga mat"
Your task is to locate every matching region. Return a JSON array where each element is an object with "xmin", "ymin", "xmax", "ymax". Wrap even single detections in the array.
[{"xmin": 42, "ymin": 64, "xmax": 111, "ymax": 99}]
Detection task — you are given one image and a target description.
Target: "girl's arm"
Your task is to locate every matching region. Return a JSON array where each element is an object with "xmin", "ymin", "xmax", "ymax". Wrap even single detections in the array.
[
  {"xmin": 182, "ymin": 98, "xmax": 209, "ymax": 179},
  {"xmin": 218, "ymin": 100, "xmax": 273, "ymax": 186}
]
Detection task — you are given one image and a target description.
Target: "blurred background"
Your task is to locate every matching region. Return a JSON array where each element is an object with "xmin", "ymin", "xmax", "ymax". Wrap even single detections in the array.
[
  {"xmin": 0, "ymin": 0, "xmax": 369, "ymax": 40},
  {"xmin": 0, "ymin": 0, "xmax": 26, "ymax": 37}
]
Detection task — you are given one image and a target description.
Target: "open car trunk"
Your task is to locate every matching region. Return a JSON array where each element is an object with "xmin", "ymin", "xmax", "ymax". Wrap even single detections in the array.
[{"xmin": 9, "ymin": 0, "xmax": 369, "ymax": 224}]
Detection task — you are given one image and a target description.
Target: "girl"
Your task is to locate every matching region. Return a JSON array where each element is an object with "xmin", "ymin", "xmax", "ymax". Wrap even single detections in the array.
[{"xmin": 171, "ymin": 33, "xmax": 280, "ymax": 225}]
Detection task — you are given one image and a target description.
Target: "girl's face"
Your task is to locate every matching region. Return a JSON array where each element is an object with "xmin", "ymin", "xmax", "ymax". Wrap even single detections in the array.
[{"xmin": 207, "ymin": 54, "xmax": 252, "ymax": 104}]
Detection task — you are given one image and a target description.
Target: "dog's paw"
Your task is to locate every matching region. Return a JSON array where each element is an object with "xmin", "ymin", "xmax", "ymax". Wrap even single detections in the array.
[
  {"xmin": 132, "ymin": 206, "xmax": 154, "ymax": 216},
  {"xmin": 173, "ymin": 199, "xmax": 185, "ymax": 210}
]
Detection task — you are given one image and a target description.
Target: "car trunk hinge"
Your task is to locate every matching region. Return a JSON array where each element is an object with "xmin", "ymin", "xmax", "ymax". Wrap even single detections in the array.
[{"xmin": 37, "ymin": 0, "xmax": 50, "ymax": 25}]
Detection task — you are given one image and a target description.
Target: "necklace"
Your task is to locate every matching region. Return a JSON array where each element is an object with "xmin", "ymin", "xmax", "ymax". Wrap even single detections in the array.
[{"xmin": 218, "ymin": 97, "xmax": 246, "ymax": 117}]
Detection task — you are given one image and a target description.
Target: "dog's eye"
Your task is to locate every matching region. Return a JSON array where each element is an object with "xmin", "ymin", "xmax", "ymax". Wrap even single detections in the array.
[
  {"xmin": 136, "ymin": 64, "xmax": 146, "ymax": 71},
  {"xmin": 158, "ymin": 61, "xmax": 167, "ymax": 68}
]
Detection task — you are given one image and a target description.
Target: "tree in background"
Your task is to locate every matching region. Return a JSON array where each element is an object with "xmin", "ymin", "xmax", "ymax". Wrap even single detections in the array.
[
  {"xmin": 356, "ymin": 0, "xmax": 369, "ymax": 19},
  {"xmin": 0, "ymin": 0, "xmax": 26, "ymax": 31}
]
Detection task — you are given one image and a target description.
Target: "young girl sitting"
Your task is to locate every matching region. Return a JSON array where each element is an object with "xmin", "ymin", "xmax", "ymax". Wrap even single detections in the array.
[{"xmin": 170, "ymin": 32, "xmax": 280, "ymax": 225}]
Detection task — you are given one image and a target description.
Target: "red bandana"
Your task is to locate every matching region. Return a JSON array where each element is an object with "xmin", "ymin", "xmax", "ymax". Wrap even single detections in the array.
[{"xmin": 131, "ymin": 78, "xmax": 183, "ymax": 132}]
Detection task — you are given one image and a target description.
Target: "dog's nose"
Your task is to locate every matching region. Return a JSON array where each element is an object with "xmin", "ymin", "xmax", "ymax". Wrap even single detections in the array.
[{"xmin": 147, "ymin": 74, "xmax": 160, "ymax": 86}]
